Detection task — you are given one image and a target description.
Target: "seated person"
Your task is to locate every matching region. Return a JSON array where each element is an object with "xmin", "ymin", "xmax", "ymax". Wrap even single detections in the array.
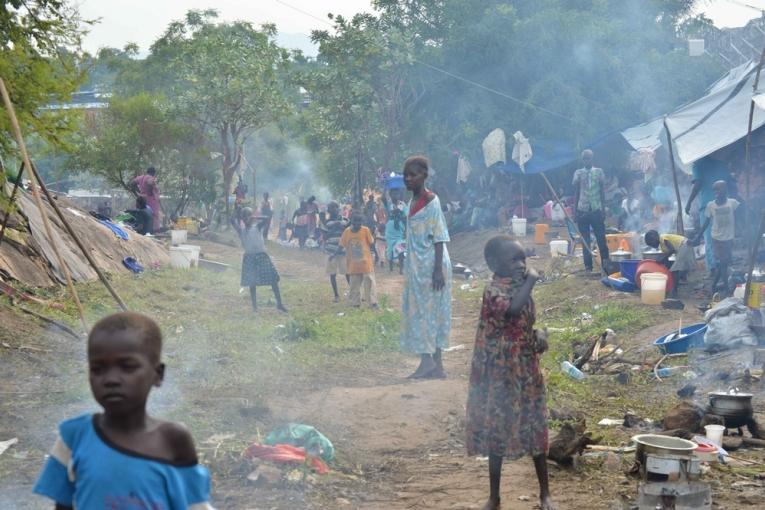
[
  {"xmin": 126, "ymin": 196, "xmax": 154, "ymax": 235},
  {"xmin": 644, "ymin": 230, "xmax": 696, "ymax": 298}
]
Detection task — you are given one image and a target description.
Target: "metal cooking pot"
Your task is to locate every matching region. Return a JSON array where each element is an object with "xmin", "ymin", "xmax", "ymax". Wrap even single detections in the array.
[
  {"xmin": 611, "ymin": 250, "xmax": 633, "ymax": 262},
  {"xmin": 708, "ymin": 390, "xmax": 753, "ymax": 417},
  {"xmin": 632, "ymin": 434, "xmax": 697, "ymax": 461},
  {"xmin": 642, "ymin": 249, "xmax": 664, "ymax": 261}
]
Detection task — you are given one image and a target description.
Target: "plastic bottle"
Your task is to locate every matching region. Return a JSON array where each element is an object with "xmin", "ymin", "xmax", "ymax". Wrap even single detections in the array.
[
  {"xmin": 561, "ymin": 361, "xmax": 586, "ymax": 380},
  {"xmin": 655, "ymin": 367, "xmax": 683, "ymax": 378}
]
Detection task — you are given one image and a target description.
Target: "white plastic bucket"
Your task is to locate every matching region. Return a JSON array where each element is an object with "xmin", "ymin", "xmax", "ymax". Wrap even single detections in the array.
[
  {"xmin": 169, "ymin": 246, "xmax": 194, "ymax": 269},
  {"xmin": 640, "ymin": 273, "xmax": 667, "ymax": 305},
  {"xmin": 178, "ymin": 244, "xmax": 200, "ymax": 267},
  {"xmin": 704, "ymin": 424, "xmax": 725, "ymax": 446},
  {"xmin": 550, "ymin": 239, "xmax": 568, "ymax": 257},
  {"xmin": 511, "ymin": 217, "xmax": 527, "ymax": 237},
  {"xmin": 170, "ymin": 229, "xmax": 187, "ymax": 245}
]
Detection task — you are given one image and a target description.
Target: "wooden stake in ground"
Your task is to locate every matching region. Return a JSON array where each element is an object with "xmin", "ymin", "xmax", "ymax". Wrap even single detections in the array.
[
  {"xmin": 0, "ymin": 161, "xmax": 24, "ymax": 247},
  {"xmin": 663, "ymin": 118, "xmax": 684, "ymax": 235},
  {"xmin": 29, "ymin": 162, "xmax": 128, "ymax": 311},
  {"xmin": 0, "ymin": 77, "xmax": 88, "ymax": 332}
]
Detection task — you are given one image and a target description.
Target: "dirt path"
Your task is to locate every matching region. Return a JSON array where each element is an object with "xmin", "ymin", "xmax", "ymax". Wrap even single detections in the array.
[{"xmin": 265, "ymin": 246, "xmax": 575, "ymax": 510}]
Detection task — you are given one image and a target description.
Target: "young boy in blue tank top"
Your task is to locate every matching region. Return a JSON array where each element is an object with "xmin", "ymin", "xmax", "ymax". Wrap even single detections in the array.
[{"xmin": 34, "ymin": 312, "xmax": 214, "ymax": 509}]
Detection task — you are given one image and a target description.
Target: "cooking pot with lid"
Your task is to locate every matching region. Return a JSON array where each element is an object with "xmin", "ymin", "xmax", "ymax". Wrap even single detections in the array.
[{"xmin": 707, "ymin": 390, "xmax": 754, "ymax": 428}]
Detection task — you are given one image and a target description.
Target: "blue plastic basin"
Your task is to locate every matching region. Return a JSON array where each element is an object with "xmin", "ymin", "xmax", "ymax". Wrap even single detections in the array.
[{"xmin": 653, "ymin": 323, "xmax": 707, "ymax": 354}]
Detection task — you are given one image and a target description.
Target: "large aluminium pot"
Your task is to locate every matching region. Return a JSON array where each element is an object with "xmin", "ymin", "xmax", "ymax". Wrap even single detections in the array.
[
  {"xmin": 707, "ymin": 390, "xmax": 754, "ymax": 428},
  {"xmin": 632, "ymin": 434, "xmax": 697, "ymax": 462}
]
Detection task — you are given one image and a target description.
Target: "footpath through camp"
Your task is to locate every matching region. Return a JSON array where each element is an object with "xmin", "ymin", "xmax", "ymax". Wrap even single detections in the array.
[{"xmin": 1, "ymin": 226, "xmax": 764, "ymax": 509}]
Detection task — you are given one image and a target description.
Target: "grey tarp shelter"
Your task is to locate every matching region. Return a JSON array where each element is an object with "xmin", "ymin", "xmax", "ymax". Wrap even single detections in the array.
[{"xmin": 621, "ymin": 61, "xmax": 765, "ymax": 171}]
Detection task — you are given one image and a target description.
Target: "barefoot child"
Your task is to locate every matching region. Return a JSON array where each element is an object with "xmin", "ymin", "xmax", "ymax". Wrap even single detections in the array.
[
  {"xmin": 466, "ymin": 236, "xmax": 555, "ymax": 510},
  {"xmin": 233, "ymin": 206, "xmax": 288, "ymax": 313},
  {"xmin": 33, "ymin": 312, "xmax": 214, "ymax": 509},
  {"xmin": 644, "ymin": 230, "xmax": 697, "ymax": 298},
  {"xmin": 338, "ymin": 212, "xmax": 379, "ymax": 308},
  {"xmin": 320, "ymin": 201, "xmax": 351, "ymax": 302}
]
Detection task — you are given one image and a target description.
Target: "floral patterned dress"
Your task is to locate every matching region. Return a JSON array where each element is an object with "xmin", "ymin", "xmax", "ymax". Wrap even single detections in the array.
[
  {"xmin": 400, "ymin": 195, "xmax": 452, "ymax": 354},
  {"xmin": 465, "ymin": 275, "xmax": 548, "ymax": 459}
]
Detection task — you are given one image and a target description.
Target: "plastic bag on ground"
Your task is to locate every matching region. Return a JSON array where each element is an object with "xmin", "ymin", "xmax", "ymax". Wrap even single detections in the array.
[
  {"xmin": 245, "ymin": 443, "xmax": 329, "ymax": 474},
  {"xmin": 703, "ymin": 297, "xmax": 757, "ymax": 347},
  {"xmin": 265, "ymin": 423, "xmax": 334, "ymax": 462}
]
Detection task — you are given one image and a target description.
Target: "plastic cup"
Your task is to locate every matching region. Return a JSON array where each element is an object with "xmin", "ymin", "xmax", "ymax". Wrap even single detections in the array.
[{"xmin": 704, "ymin": 424, "xmax": 725, "ymax": 446}]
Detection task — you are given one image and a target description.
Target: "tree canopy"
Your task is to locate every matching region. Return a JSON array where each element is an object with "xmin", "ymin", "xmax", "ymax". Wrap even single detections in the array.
[{"xmin": 0, "ymin": 0, "xmax": 88, "ymax": 156}]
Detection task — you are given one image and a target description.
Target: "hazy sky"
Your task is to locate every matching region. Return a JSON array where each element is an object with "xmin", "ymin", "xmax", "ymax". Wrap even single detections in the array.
[{"xmin": 77, "ymin": 0, "xmax": 765, "ymax": 55}]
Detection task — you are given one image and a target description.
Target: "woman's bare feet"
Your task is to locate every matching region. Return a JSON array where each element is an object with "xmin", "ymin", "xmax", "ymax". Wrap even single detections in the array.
[
  {"xmin": 481, "ymin": 497, "xmax": 500, "ymax": 510},
  {"xmin": 407, "ymin": 355, "xmax": 435, "ymax": 379},
  {"xmin": 539, "ymin": 495, "xmax": 557, "ymax": 510}
]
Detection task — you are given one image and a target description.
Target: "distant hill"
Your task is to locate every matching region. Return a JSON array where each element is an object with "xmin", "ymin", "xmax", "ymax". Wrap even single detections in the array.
[{"xmin": 276, "ymin": 32, "xmax": 317, "ymax": 57}]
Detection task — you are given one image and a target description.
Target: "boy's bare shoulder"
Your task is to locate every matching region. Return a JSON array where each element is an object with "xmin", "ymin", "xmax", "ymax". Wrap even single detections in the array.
[{"xmin": 157, "ymin": 420, "xmax": 198, "ymax": 464}]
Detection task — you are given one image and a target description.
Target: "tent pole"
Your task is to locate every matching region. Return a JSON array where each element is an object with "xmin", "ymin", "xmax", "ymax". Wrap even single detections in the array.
[
  {"xmin": 29, "ymin": 162, "xmax": 128, "ymax": 311},
  {"xmin": 745, "ymin": 46, "xmax": 765, "ymax": 253},
  {"xmin": 663, "ymin": 118, "xmax": 684, "ymax": 235},
  {"xmin": 0, "ymin": 77, "xmax": 88, "ymax": 332},
  {"xmin": 744, "ymin": 209, "xmax": 765, "ymax": 308},
  {"xmin": 0, "ymin": 161, "xmax": 25, "ymax": 247}
]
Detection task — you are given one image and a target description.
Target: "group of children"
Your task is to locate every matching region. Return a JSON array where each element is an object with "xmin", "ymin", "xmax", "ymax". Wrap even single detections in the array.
[
  {"xmin": 643, "ymin": 180, "xmax": 739, "ymax": 298},
  {"xmin": 319, "ymin": 190, "xmax": 409, "ymax": 307},
  {"xmin": 34, "ymin": 228, "xmax": 557, "ymax": 509}
]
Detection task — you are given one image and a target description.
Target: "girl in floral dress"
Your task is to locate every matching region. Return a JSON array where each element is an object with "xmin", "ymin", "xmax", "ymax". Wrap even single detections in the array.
[{"xmin": 465, "ymin": 236, "xmax": 555, "ymax": 510}]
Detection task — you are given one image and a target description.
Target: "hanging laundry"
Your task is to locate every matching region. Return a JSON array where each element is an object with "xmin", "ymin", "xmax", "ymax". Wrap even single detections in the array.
[
  {"xmin": 482, "ymin": 128, "xmax": 506, "ymax": 167},
  {"xmin": 456, "ymin": 155, "xmax": 473, "ymax": 184},
  {"xmin": 512, "ymin": 131, "xmax": 533, "ymax": 172}
]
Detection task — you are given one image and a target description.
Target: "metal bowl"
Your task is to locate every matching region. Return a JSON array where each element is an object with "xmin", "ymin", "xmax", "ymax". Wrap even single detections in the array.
[
  {"xmin": 642, "ymin": 249, "xmax": 664, "ymax": 261},
  {"xmin": 632, "ymin": 434, "xmax": 697, "ymax": 460}
]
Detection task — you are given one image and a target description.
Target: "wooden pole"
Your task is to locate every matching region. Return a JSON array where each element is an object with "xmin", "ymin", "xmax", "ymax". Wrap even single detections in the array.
[
  {"xmin": 663, "ymin": 118, "xmax": 685, "ymax": 235},
  {"xmin": 744, "ymin": 209, "xmax": 765, "ymax": 307},
  {"xmin": 745, "ymin": 47, "xmax": 765, "ymax": 228},
  {"xmin": 0, "ymin": 162, "xmax": 24, "ymax": 246},
  {"xmin": 0, "ymin": 77, "xmax": 88, "ymax": 332},
  {"xmin": 29, "ymin": 162, "xmax": 128, "ymax": 311}
]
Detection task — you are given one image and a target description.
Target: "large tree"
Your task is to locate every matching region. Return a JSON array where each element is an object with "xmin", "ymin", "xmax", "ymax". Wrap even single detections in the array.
[
  {"xmin": 299, "ymin": 13, "xmax": 425, "ymax": 196},
  {"xmin": 299, "ymin": 0, "xmax": 721, "ymax": 186},
  {"xmin": 0, "ymin": 0, "xmax": 88, "ymax": 156},
  {"xmin": 70, "ymin": 93, "xmax": 217, "ymax": 219},
  {"xmin": 145, "ymin": 10, "xmax": 293, "ymax": 217}
]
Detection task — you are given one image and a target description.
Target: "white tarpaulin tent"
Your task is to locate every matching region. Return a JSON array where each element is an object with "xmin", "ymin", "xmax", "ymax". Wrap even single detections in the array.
[{"xmin": 621, "ymin": 61, "xmax": 765, "ymax": 169}]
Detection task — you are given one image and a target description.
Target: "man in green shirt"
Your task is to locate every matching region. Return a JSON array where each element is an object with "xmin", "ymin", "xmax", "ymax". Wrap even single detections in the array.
[{"xmin": 573, "ymin": 149, "xmax": 609, "ymax": 272}]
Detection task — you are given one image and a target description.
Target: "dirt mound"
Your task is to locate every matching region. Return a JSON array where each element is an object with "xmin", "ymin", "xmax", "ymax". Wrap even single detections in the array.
[{"xmin": 0, "ymin": 188, "xmax": 169, "ymax": 287}]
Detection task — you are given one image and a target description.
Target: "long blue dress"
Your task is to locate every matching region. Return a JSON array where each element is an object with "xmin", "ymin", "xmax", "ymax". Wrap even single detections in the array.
[{"xmin": 400, "ymin": 195, "xmax": 452, "ymax": 354}]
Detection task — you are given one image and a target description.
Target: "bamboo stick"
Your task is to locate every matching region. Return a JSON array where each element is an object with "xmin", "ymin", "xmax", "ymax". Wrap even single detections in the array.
[
  {"xmin": 664, "ymin": 118, "xmax": 684, "ymax": 235},
  {"xmin": 29, "ymin": 162, "xmax": 128, "ymax": 311},
  {"xmin": 0, "ymin": 77, "xmax": 88, "ymax": 332},
  {"xmin": 0, "ymin": 162, "xmax": 24, "ymax": 246}
]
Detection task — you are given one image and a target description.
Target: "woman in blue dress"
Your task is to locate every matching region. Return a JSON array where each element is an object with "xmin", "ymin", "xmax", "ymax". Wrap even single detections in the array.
[{"xmin": 400, "ymin": 155, "xmax": 453, "ymax": 379}]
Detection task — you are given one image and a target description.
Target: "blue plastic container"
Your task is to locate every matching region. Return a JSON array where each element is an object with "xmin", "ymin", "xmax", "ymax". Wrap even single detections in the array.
[
  {"xmin": 653, "ymin": 323, "xmax": 707, "ymax": 354},
  {"xmin": 620, "ymin": 259, "xmax": 640, "ymax": 284},
  {"xmin": 601, "ymin": 275, "xmax": 637, "ymax": 292},
  {"xmin": 385, "ymin": 174, "xmax": 405, "ymax": 190}
]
